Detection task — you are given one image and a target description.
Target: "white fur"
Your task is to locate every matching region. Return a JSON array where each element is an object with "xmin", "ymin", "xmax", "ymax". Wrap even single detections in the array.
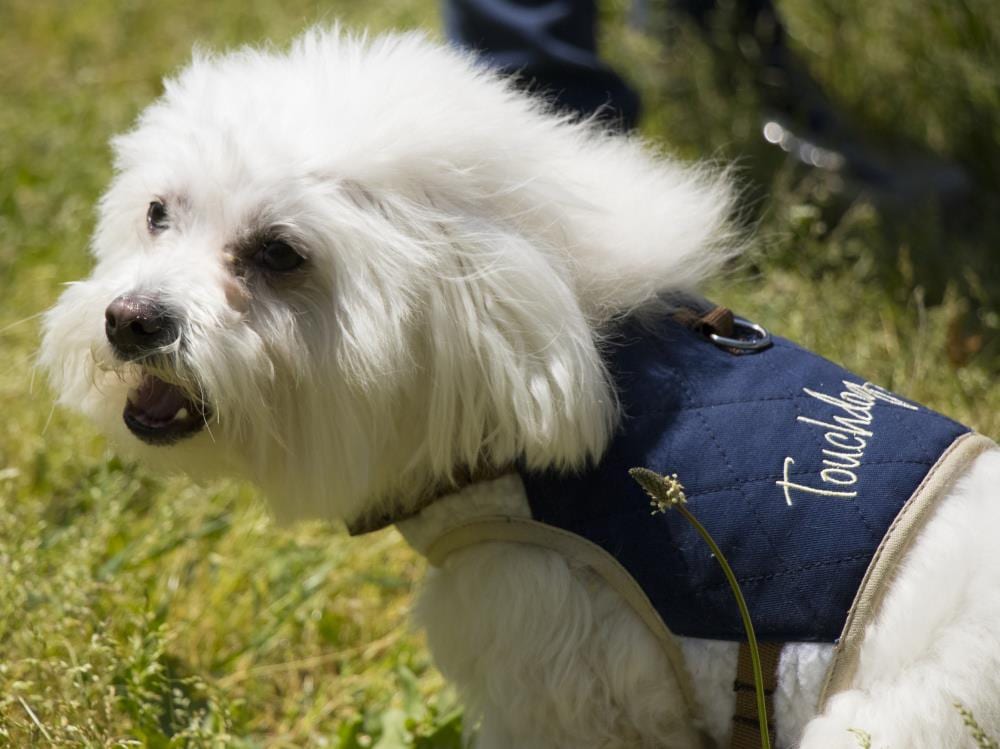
[{"xmin": 40, "ymin": 27, "xmax": 1000, "ymax": 748}]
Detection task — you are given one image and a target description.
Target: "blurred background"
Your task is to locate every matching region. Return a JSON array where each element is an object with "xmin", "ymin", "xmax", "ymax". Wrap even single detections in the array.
[{"xmin": 0, "ymin": 0, "xmax": 997, "ymax": 746}]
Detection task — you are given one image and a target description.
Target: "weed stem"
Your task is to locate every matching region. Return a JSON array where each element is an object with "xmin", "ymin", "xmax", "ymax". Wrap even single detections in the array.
[
  {"xmin": 629, "ymin": 467, "xmax": 771, "ymax": 749},
  {"xmin": 674, "ymin": 502, "xmax": 771, "ymax": 749}
]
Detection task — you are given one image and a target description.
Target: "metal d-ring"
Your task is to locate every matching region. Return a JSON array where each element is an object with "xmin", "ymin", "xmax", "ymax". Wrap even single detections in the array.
[{"xmin": 709, "ymin": 317, "xmax": 772, "ymax": 351}]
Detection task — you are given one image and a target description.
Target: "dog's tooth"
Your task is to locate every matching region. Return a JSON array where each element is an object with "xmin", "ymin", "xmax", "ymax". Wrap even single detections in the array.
[
  {"xmin": 127, "ymin": 388, "xmax": 140, "ymax": 405},
  {"xmin": 173, "ymin": 407, "xmax": 189, "ymax": 422}
]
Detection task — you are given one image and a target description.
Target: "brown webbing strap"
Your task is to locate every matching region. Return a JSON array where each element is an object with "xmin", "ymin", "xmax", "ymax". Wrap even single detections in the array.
[
  {"xmin": 672, "ymin": 303, "xmax": 736, "ymax": 339},
  {"xmin": 730, "ymin": 642, "xmax": 782, "ymax": 749}
]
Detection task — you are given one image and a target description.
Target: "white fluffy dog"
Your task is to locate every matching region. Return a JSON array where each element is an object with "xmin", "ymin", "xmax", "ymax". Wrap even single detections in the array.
[{"xmin": 40, "ymin": 28, "xmax": 1000, "ymax": 749}]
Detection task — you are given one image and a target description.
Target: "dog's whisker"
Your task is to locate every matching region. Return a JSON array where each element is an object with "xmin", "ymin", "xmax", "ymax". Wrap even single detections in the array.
[
  {"xmin": 0, "ymin": 310, "xmax": 47, "ymax": 336},
  {"xmin": 40, "ymin": 401, "xmax": 57, "ymax": 437}
]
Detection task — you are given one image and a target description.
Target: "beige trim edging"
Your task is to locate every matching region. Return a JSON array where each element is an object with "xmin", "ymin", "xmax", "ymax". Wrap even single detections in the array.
[{"xmin": 425, "ymin": 515, "xmax": 704, "ymax": 727}]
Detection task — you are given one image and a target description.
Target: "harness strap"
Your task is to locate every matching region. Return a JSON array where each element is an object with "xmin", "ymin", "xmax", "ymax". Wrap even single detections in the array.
[{"xmin": 730, "ymin": 642, "xmax": 782, "ymax": 749}]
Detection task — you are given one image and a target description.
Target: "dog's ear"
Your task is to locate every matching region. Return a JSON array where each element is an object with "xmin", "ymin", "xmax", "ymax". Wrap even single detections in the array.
[
  {"xmin": 418, "ymin": 209, "xmax": 616, "ymax": 476},
  {"xmin": 328, "ymin": 181, "xmax": 615, "ymax": 480}
]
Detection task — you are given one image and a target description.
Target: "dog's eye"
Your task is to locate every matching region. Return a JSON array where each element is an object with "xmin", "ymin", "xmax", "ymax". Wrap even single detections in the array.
[
  {"xmin": 256, "ymin": 240, "xmax": 305, "ymax": 273},
  {"xmin": 147, "ymin": 201, "xmax": 168, "ymax": 234}
]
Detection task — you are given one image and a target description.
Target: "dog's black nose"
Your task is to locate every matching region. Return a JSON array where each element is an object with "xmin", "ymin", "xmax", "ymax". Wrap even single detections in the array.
[{"xmin": 105, "ymin": 294, "xmax": 178, "ymax": 358}]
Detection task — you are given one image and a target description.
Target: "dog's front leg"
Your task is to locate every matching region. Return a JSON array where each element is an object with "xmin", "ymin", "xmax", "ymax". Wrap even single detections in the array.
[{"xmin": 414, "ymin": 541, "xmax": 703, "ymax": 749}]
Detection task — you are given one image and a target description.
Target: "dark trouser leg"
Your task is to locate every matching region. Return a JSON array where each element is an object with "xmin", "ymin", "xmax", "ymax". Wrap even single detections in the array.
[{"xmin": 444, "ymin": 0, "xmax": 641, "ymax": 129}]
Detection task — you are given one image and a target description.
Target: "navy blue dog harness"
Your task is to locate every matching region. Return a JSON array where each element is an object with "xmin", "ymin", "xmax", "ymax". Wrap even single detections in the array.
[
  {"xmin": 520, "ymin": 311, "xmax": 970, "ymax": 642},
  {"xmin": 399, "ymin": 302, "xmax": 991, "ymax": 736}
]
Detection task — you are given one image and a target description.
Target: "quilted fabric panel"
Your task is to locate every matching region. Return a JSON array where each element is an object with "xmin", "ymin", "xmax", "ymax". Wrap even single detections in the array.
[{"xmin": 520, "ymin": 316, "xmax": 970, "ymax": 642}]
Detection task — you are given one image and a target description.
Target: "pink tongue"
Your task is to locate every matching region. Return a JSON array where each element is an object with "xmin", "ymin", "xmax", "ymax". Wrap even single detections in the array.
[{"xmin": 135, "ymin": 376, "xmax": 188, "ymax": 421}]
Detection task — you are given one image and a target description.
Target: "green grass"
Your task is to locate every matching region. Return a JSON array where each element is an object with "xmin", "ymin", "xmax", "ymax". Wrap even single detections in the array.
[{"xmin": 1, "ymin": 0, "xmax": 999, "ymax": 746}]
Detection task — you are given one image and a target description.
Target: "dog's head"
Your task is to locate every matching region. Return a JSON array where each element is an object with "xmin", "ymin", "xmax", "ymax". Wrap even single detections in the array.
[{"xmin": 40, "ymin": 28, "xmax": 734, "ymax": 523}]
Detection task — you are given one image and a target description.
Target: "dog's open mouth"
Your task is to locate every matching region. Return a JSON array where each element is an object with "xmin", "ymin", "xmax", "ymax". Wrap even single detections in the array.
[{"xmin": 123, "ymin": 374, "xmax": 209, "ymax": 445}]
